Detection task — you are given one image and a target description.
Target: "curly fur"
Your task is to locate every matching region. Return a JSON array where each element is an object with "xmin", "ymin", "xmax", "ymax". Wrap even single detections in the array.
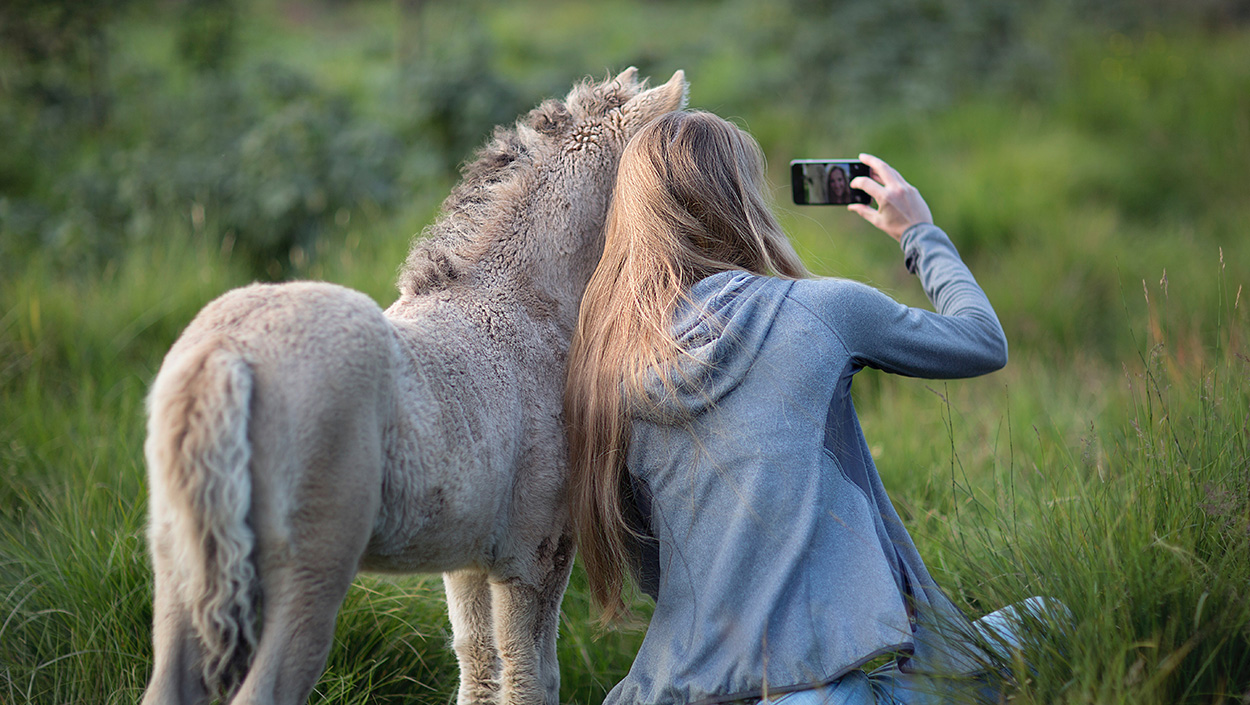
[{"xmin": 145, "ymin": 343, "xmax": 257, "ymax": 696}]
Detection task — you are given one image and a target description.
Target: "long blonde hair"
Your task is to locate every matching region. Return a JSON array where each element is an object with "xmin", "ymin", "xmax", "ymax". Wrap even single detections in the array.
[{"xmin": 564, "ymin": 111, "xmax": 809, "ymax": 622}]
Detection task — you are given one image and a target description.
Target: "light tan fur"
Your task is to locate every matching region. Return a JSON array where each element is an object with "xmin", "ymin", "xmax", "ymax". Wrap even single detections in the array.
[{"xmin": 141, "ymin": 68, "xmax": 688, "ymax": 705}]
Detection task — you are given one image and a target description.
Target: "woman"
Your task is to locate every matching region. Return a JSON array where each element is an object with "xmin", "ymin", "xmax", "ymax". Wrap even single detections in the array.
[
  {"xmin": 826, "ymin": 164, "xmax": 854, "ymax": 205},
  {"xmin": 565, "ymin": 111, "xmax": 1040, "ymax": 705}
]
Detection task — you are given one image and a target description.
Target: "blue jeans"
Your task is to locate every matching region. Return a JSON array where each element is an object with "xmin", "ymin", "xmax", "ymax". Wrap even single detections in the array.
[
  {"xmin": 756, "ymin": 597, "xmax": 1069, "ymax": 705},
  {"xmin": 753, "ymin": 665, "xmax": 996, "ymax": 705}
]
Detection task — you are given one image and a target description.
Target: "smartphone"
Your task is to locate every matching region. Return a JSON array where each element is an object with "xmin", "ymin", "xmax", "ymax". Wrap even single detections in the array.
[{"xmin": 790, "ymin": 159, "xmax": 872, "ymax": 206}]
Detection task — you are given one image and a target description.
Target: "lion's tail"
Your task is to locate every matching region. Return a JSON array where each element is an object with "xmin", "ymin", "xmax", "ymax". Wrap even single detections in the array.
[{"xmin": 145, "ymin": 340, "xmax": 257, "ymax": 697}]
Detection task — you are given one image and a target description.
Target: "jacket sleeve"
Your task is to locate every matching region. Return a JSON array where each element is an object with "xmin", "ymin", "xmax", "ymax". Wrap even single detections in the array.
[{"xmin": 793, "ymin": 224, "xmax": 1008, "ymax": 379}]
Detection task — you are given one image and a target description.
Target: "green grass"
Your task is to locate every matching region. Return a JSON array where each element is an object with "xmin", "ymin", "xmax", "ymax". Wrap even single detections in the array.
[
  {"xmin": 3, "ymin": 2, "xmax": 1249, "ymax": 703},
  {"xmin": 886, "ymin": 333, "xmax": 1250, "ymax": 704}
]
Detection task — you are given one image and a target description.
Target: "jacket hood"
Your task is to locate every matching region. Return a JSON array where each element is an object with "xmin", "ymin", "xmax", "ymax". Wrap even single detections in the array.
[{"xmin": 633, "ymin": 270, "xmax": 792, "ymax": 422}]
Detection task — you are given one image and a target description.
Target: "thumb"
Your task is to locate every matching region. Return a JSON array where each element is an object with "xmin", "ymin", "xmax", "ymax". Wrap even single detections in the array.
[{"xmin": 847, "ymin": 203, "xmax": 876, "ymax": 224}]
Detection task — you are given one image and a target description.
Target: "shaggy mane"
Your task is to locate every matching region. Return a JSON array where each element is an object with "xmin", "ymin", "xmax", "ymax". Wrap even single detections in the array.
[
  {"xmin": 397, "ymin": 75, "xmax": 634, "ymax": 297},
  {"xmin": 397, "ymin": 124, "xmax": 532, "ymax": 296}
]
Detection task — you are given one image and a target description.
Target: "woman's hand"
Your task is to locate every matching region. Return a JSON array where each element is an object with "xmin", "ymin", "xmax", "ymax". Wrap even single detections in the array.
[{"xmin": 847, "ymin": 153, "xmax": 933, "ymax": 242}]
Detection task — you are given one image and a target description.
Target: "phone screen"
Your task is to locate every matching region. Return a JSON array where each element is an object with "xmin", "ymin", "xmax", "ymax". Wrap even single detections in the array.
[{"xmin": 791, "ymin": 160, "xmax": 872, "ymax": 206}]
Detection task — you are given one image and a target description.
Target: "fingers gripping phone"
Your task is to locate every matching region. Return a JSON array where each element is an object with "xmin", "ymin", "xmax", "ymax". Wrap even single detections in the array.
[{"xmin": 790, "ymin": 159, "xmax": 872, "ymax": 206}]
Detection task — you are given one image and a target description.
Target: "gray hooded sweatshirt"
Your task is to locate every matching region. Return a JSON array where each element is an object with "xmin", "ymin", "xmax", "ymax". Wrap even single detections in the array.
[{"xmin": 605, "ymin": 224, "xmax": 1008, "ymax": 705}]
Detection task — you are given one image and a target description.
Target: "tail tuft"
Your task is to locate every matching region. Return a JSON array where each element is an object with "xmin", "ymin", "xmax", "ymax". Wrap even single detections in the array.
[{"xmin": 146, "ymin": 343, "xmax": 258, "ymax": 697}]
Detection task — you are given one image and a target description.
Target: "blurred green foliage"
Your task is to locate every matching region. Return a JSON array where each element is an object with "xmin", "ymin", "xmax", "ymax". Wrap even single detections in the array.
[
  {"xmin": 0, "ymin": 0, "xmax": 539, "ymax": 275},
  {"xmin": 400, "ymin": 15, "xmax": 527, "ymax": 172},
  {"xmin": 2, "ymin": 0, "xmax": 1247, "ymax": 280},
  {"xmin": 0, "ymin": 0, "xmax": 136, "ymax": 128},
  {"xmin": 0, "ymin": 58, "xmax": 424, "ymax": 275},
  {"xmin": 177, "ymin": 0, "xmax": 239, "ymax": 72}
]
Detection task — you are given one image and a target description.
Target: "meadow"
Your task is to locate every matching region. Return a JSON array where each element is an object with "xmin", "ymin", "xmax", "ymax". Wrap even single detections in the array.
[{"xmin": 1, "ymin": 1, "xmax": 1248, "ymax": 703}]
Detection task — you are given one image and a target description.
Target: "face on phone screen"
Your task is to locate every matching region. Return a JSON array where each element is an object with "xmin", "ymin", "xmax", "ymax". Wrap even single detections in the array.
[{"xmin": 791, "ymin": 160, "xmax": 872, "ymax": 205}]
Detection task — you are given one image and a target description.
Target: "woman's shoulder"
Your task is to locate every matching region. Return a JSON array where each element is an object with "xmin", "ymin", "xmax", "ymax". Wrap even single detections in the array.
[
  {"xmin": 683, "ymin": 271, "xmax": 901, "ymax": 334},
  {"xmin": 783, "ymin": 276, "xmax": 904, "ymax": 331},
  {"xmin": 787, "ymin": 276, "xmax": 893, "ymax": 306},
  {"xmin": 686, "ymin": 272, "xmax": 894, "ymax": 323}
]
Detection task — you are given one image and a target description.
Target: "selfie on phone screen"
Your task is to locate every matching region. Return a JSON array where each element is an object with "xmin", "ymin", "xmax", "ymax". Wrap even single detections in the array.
[{"xmin": 792, "ymin": 160, "xmax": 871, "ymax": 205}]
